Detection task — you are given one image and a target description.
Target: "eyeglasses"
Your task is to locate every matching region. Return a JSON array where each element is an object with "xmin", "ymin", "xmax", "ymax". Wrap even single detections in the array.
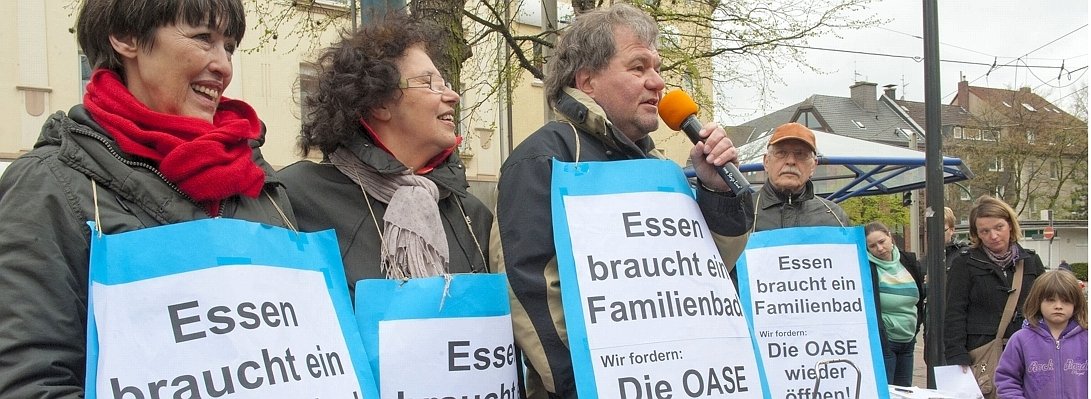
[
  {"xmin": 768, "ymin": 148, "xmax": 815, "ymax": 161},
  {"xmin": 399, "ymin": 73, "xmax": 453, "ymax": 93}
]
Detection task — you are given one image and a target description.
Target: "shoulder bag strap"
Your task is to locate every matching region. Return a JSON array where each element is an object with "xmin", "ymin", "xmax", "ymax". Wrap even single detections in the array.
[{"xmin": 993, "ymin": 259, "xmax": 1024, "ymax": 340}]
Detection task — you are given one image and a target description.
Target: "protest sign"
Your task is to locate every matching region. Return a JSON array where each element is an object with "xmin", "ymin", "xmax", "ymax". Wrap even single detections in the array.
[
  {"xmin": 355, "ymin": 274, "xmax": 517, "ymax": 399},
  {"xmin": 738, "ymin": 226, "xmax": 889, "ymax": 399},
  {"xmin": 552, "ymin": 159, "xmax": 765, "ymax": 399},
  {"xmin": 87, "ymin": 219, "xmax": 377, "ymax": 399}
]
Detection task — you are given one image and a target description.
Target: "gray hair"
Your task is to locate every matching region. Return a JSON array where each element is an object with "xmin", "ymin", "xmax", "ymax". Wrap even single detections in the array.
[{"xmin": 543, "ymin": 3, "xmax": 659, "ymax": 108}]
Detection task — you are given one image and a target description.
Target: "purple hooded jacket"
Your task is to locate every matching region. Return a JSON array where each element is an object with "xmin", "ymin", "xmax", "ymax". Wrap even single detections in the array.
[{"xmin": 995, "ymin": 319, "xmax": 1088, "ymax": 399}]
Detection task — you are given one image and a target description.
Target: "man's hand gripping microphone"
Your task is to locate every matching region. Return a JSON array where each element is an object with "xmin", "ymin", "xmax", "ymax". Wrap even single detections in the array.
[{"xmin": 658, "ymin": 90, "xmax": 753, "ymax": 195}]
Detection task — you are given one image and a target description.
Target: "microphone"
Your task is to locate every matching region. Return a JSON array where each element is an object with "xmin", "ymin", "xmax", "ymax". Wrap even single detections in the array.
[{"xmin": 658, "ymin": 90, "xmax": 753, "ymax": 195}]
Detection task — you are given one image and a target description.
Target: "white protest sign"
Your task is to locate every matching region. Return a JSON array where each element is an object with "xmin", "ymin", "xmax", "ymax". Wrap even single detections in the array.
[
  {"xmin": 93, "ymin": 265, "xmax": 365, "ymax": 399},
  {"xmin": 377, "ymin": 316, "xmax": 518, "ymax": 399},
  {"xmin": 560, "ymin": 190, "xmax": 763, "ymax": 398},
  {"xmin": 738, "ymin": 226, "xmax": 889, "ymax": 399}
]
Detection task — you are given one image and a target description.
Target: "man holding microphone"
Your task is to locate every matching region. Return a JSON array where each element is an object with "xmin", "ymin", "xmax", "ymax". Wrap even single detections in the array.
[{"xmin": 490, "ymin": 4, "xmax": 753, "ymax": 397}]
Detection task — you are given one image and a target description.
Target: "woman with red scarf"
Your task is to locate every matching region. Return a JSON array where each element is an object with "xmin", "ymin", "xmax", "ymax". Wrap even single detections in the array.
[
  {"xmin": 0, "ymin": 1, "xmax": 296, "ymax": 396},
  {"xmin": 278, "ymin": 13, "xmax": 492, "ymax": 299}
]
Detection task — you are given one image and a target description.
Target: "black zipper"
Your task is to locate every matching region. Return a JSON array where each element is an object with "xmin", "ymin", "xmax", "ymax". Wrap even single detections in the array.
[{"xmin": 69, "ymin": 125, "xmax": 223, "ymax": 217}]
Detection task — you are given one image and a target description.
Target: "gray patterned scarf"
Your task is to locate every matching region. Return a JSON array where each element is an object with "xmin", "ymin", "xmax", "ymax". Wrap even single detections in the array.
[{"xmin": 329, "ymin": 147, "xmax": 449, "ymax": 279}]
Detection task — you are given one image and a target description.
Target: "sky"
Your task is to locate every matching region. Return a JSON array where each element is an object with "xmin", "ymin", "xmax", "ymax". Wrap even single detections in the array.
[{"xmin": 719, "ymin": 0, "xmax": 1089, "ymax": 125}]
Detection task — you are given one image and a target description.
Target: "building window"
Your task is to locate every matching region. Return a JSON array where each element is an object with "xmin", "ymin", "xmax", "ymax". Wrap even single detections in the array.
[
  {"xmin": 1021, "ymin": 103, "xmax": 1036, "ymax": 112},
  {"xmin": 795, "ymin": 111, "xmax": 823, "ymax": 130},
  {"xmin": 994, "ymin": 185, "xmax": 1005, "ymax": 198},
  {"xmin": 532, "ymin": 42, "xmax": 544, "ymax": 71},
  {"xmin": 80, "ymin": 54, "xmax": 92, "ymax": 98},
  {"xmin": 1050, "ymin": 161, "xmax": 1060, "ymax": 180},
  {"xmin": 953, "ymin": 126, "xmax": 964, "ymax": 139},
  {"xmin": 315, "ymin": 0, "xmax": 350, "ymax": 6},
  {"xmin": 960, "ymin": 216, "xmax": 969, "ymax": 225},
  {"xmin": 1026, "ymin": 130, "xmax": 1035, "ymax": 143},
  {"xmin": 960, "ymin": 187, "xmax": 972, "ymax": 201},
  {"xmin": 299, "ymin": 63, "xmax": 318, "ymax": 130},
  {"xmin": 988, "ymin": 157, "xmax": 1004, "ymax": 172},
  {"xmin": 981, "ymin": 130, "xmax": 999, "ymax": 141},
  {"xmin": 851, "ymin": 120, "xmax": 866, "ymax": 129},
  {"xmin": 1002, "ymin": 101, "xmax": 1012, "ymax": 107}
]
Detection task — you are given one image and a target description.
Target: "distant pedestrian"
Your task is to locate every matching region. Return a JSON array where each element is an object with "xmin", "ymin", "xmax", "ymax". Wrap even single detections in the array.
[
  {"xmin": 1059, "ymin": 259, "xmax": 1071, "ymax": 271},
  {"xmin": 944, "ymin": 207, "xmax": 969, "ymax": 272}
]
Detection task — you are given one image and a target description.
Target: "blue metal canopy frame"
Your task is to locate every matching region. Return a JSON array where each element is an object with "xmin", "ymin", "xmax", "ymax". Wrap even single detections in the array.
[
  {"xmin": 720, "ymin": 128, "xmax": 974, "ymax": 203},
  {"xmin": 738, "ymin": 155, "xmax": 973, "ymax": 202}
]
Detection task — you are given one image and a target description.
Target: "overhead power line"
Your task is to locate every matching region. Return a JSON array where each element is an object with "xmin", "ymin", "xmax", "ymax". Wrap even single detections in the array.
[{"xmin": 779, "ymin": 43, "xmax": 1078, "ymax": 70}]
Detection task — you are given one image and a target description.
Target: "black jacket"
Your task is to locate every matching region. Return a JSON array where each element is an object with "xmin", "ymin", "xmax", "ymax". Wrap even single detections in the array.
[
  {"xmin": 278, "ymin": 132, "xmax": 492, "ymax": 300},
  {"xmin": 944, "ymin": 245, "xmax": 1044, "ymax": 366},
  {"xmin": 0, "ymin": 106, "xmax": 296, "ymax": 398}
]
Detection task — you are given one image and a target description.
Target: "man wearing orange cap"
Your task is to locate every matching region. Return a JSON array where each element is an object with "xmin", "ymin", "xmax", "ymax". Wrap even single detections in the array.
[{"xmin": 755, "ymin": 122, "xmax": 848, "ymax": 231}]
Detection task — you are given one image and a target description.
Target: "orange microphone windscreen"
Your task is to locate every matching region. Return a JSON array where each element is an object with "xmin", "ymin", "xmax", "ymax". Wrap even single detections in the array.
[{"xmin": 658, "ymin": 90, "xmax": 700, "ymax": 131}]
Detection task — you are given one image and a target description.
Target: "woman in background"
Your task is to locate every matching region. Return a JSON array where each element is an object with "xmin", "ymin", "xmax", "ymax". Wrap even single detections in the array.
[
  {"xmin": 945, "ymin": 195, "xmax": 1044, "ymax": 397},
  {"xmin": 864, "ymin": 221, "xmax": 925, "ymax": 387}
]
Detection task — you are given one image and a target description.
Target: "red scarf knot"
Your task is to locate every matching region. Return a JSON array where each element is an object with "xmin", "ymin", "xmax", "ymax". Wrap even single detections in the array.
[{"xmin": 83, "ymin": 69, "xmax": 266, "ymax": 214}]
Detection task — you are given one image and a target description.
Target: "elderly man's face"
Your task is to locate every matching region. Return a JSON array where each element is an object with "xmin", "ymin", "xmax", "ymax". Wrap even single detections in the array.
[
  {"xmin": 763, "ymin": 140, "xmax": 817, "ymax": 193},
  {"xmin": 578, "ymin": 27, "xmax": 665, "ymax": 143}
]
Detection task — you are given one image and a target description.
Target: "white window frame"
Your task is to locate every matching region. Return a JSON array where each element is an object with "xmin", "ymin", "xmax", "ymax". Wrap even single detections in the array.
[
  {"xmin": 988, "ymin": 157, "xmax": 1004, "ymax": 172},
  {"xmin": 315, "ymin": 0, "xmax": 350, "ymax": 7},
  {"xmin": 981, "ymin": 130, "xmax": 999, "ymax": 141}
]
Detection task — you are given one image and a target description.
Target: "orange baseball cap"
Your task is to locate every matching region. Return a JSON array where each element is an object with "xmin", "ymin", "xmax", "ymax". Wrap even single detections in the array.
[{"xmin": 768, "ymin": 122, "xmax": 816, "ymax": 152}]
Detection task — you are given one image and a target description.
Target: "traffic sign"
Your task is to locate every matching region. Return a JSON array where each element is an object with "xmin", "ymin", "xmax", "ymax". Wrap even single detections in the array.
[{"xmin": 1044, "ymin": 226, "xmax": 1055, "ymax": 240}]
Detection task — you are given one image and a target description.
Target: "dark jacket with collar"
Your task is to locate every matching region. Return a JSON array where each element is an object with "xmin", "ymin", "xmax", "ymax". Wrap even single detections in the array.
[
  {"xmin": 754, "ymin": 180, "xmax": 849, "ymax": 231},
  {"xmin": 0, "ymin": 105, "xmax": 296, "ymax": 398},
  {"xmin": 944, "ymin": 244, "xmax": 1045, "ymax": 366},
  {"xmin": 277, "ymin": 130, "xmax": 492, "ymax": 300},
  {"xmin": 492, "ymin": 88, "xmax": 753, "ymax": 398}
]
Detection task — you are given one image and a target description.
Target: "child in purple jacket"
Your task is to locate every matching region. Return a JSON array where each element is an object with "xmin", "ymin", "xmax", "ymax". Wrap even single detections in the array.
[{"xmin": 995, "ymin": 270, "xmax": 1088, "ymax": 399}]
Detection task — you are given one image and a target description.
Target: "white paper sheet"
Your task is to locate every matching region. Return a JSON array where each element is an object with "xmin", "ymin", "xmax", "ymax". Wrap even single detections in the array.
[{"xmin": 933, "ymin": 365, "xmax": 985, "ymax": 399}]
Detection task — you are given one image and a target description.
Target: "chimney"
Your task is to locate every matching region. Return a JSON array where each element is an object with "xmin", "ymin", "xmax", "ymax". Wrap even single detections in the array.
[
  {"xmin": 883, "ymin": 84, "xmax": 897, "ymax": 99},
  {"xmin": 957, "ymin": 78, "xmax": 969, "ymax": 109},
  {"xmin": 850, "ymin": 81, "xmax": 878, "ymax": 113}
]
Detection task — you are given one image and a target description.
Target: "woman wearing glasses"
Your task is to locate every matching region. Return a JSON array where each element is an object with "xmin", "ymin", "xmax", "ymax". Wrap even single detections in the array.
[{"xmin": 278, "ymin": 13, "xmax": 491, "ymax": 297}]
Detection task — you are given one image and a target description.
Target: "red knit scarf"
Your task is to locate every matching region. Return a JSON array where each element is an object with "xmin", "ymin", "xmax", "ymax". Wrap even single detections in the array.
[{"xmin": 83, "ymin": 69, "xmax": 265, "ymax": 215}]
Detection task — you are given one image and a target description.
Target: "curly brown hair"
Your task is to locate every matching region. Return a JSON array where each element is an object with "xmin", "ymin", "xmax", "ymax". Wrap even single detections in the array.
[{"xmin": 298, "ymin": 12, "xmax": 436, "ymax": 157}]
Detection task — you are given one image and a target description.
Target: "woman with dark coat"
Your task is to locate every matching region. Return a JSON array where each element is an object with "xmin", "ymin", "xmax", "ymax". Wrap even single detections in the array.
[
  {"xmin": 945, "ymin": 195, "xmax": 1044, "ymax": 396},
  {"xmin": 278, "ymin": 13, "xmax": 492, "ymax": 298}
]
